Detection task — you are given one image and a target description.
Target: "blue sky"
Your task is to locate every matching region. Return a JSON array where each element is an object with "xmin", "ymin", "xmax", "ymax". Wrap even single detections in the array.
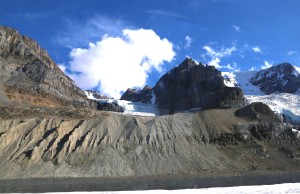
[{"xmin": 1, "ymin": 0, "xmax": 300, "ymax": 98}]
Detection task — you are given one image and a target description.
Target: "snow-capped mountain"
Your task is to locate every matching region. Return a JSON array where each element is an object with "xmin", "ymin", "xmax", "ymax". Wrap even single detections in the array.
[
  {"xmin": 250, "ymin": 63, "xmax": 300, "ymax": 94},
  {"xmin": 222, "ymin": 63, "xmax": 300, "ymax": 123}
]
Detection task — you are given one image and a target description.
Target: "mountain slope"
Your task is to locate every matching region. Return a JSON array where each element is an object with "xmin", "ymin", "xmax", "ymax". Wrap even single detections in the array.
[
  {"xmin": 0, "ymin": 107, "xmax": 299, "ymax": 179},
  {"xmin": 0, "ymin": 26, "xmax": 91, "ymax": 108}
]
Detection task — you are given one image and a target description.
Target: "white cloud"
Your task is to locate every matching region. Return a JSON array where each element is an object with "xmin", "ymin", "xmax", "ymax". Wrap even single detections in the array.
[
  {"xmin": 249, "ymin": 66, "xmax": 257, "ymax": 71},
  {"xmin": 184, "ymin": 35, "xmax": 193, "ymax": 49},
  {"xmin": 287, "ymin": 50, "xmax": 296, "ymax": 56},
  {"xmin": 208, "ymin": 57, "xmax": 221, "ymax": 68},
  {"xmin": 202, "ymin": 45, "xmax": 236, "ymax": 69},
  {"xmin": 261, "ymin": 61, "xmax": 272, "ymax": 69},
  {"xmin": 252, "ymin": 46, "xmax": 262, "ymax": 53},
  {"xmin": 232, "ymin": 25, "xmax": 241, "ymax": 32},
  {"xmin": 66, "ymin": 28, "xmax": 175, "ymax": 99}
]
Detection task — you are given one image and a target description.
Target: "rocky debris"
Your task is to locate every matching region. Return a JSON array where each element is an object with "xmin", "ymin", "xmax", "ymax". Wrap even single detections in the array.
[
  {"xmin": 97, "ymin": 100, "xmax": 124, "ymax": 112},
  {"xmin": 250, "ymin": 63, "xmax": 300, "ymax": 94},
  {"xmin": 0, "ymin": 26, "xmax": 90, "ymax": 108},
  {"xmin": 0, "ymin": 107, "xmax": 299, "ymax": 179},
  {"xmin": 121, "ymin": 58, "xmax": 244, "ymax": 113},
  {"xmin": 120, "ymin": 85, "xmax": 152, "ymax": 103},
  {"xmin": 235, "ymin": 102, "xmax": 282, "ymax": 122}
]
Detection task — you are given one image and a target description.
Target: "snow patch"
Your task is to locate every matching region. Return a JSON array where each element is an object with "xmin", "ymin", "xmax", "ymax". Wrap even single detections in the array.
[
  {"xmin": 92, "ymin": 98, "xmax": 159, "ymax": 117},
  {"xmin": 222, "ymin": 71, "xmax": 264, "ymax": 95},
  {"xmin": 117, "ymin": 100, "xmax": 159, "ymax": 116},
  {"xmin": 85, "ymin": 91, "xmax": 97, "ymax": 100},
  {"xmin": 293, "ymin": 65, "xmax": 300, "ymax": 76},
  {"xmin": 221, "ymin": 72, "xmax": 237, "ymax": 87},
  {"xmin": 292, "ymin": 129, "xmax": 300, "ymax": 139}
]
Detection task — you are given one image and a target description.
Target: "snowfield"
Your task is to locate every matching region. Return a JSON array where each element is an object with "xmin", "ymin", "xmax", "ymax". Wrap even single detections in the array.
[
  {"xmin": 116, "ymin": 100, "xmax": 159, "ymax": 116},
  {"xmin": 85, "ymin": 95, "xmax": 160, "ymax": 116}
]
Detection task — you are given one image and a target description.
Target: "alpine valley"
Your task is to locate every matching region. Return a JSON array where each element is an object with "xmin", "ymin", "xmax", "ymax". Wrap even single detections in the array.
[{"xmin": 0, "ymin": 26, "xmax": 300, "ymax": 187}]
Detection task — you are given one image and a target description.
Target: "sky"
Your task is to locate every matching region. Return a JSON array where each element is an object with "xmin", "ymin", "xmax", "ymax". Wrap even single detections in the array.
[{"xmin": 1, "ymin": 0, "xmax": 300, "ymax": 98}]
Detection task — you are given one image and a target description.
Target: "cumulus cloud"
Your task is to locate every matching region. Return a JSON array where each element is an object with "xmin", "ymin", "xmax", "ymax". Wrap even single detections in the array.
[
  {"xmin": 252, "ymin": 46, "xmax": 262, "ymax": 53},
  {"xmin": 261, "ymin": 61, "xmax": 272, "ymax": 69},
  {"xmin": 202, "ymin": 45, "xmax": 236, "ymax": 68},
  {"xmin": 184, "ymin": 35, "xmax": 193, "ymax": 49},
  {"xmin": 65, "ymin": 28, "xmax": 175, "ymax": 98}
]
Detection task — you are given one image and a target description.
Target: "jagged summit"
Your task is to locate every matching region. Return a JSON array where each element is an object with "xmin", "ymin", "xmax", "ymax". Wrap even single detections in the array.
[
  {"xmin": 250, "ymin": 62, "xmax": 300, "ymax": 94},
  {"xmin": 121, "ymin": 58, "xmax": 244, "ymax": 113},
  {"xmin": 177, "ymin": 57, "xmax": 199, "ymax": 68}
]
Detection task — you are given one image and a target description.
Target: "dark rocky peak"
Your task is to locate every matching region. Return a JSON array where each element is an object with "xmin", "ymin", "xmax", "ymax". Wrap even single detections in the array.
[
  {"xmin": 120, "ymin": 85, "xmax": 153, "ymax": 103},
  {"xmin": 154, "ymin": 58, "xmax": 244, "ymax": 112},
  {"xmin": 177, "ymin": 57, "xmax": 199, "ymax": 69},
  {"xmin": 250, "ymin": 62, "xmax": 300, "ymax": 94},
  {"xmin": 121, "ymin": 58, "xmax": 245, "ymax": 113}
]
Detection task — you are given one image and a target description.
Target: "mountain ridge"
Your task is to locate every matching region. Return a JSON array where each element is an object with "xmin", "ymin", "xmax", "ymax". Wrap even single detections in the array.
[
  {"xmin": 121, "ymin": 57, "xmax": 245, "ymax": 113},
  {"xmin": 0, "ymin": 26, "xmax": 300, "ymax": 181}
]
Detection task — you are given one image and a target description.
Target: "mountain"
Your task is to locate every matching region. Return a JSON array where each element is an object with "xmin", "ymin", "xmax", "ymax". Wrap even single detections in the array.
[
  {"xmin": 121, "ymin": 58, "xmax": 245, "ymax": 113},
  {"xmin": 1, "ymin": 26, "xmax": 300, "ymax": 183},
  {"xmin": 0, "ymin": 26, "xmax": 94, "ymax": 108},
  {"xmin": 223, "ymin": 63, "xmax": 300, "ymax": 95},
  {"xmin": 222, "ymin": 63, "xmax": 300, "ymax": 123},
  {"xmin": 250, "ymin": 63, "xmax": 300, "ymax": 94}
]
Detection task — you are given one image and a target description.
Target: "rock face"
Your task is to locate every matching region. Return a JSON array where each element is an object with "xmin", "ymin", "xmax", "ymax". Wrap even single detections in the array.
[
  {"xmin": 97, "ymin": 100, "xmax": 124, "ymax": 112},
  {"xmin": 121, "ymin": 58, "xmax": 245, "ymax": 113},
  {"xmin": 120, "ymin": 85, "xmax": 152, "ymax": 103},
  {"xmin": 0, "ymin": 26, "xmax": 93, "ymax": 108},
  {"xmin": 0, "ymin": 107, "xmax": 299, "ymax": 179},
  {"xmin": 250, "ymin": 63, "xmax": 300, "ymax": 94}
]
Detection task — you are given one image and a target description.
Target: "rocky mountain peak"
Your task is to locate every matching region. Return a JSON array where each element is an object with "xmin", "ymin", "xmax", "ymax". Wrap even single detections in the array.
[
  {"xmin": 0, "ymin": 26, "xmax": 92, "ymax": 108},
  {"xmin": 120, "ymin": 85, "xmax": 153, "ymax": 103},
  {"xmin": 0, "ymin": 26, "xmax": 60, "ymax": 72},
  {"xmin": 250, "ymin": 62, "xmax": 300, "ymax": 94},
  {"xmin": 177, "ymin": 57, "xmax": 199, "ymax": 69},
  {"xmin": 121, "ymin": 58, "xmax": 245, "ymax": 113}
]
